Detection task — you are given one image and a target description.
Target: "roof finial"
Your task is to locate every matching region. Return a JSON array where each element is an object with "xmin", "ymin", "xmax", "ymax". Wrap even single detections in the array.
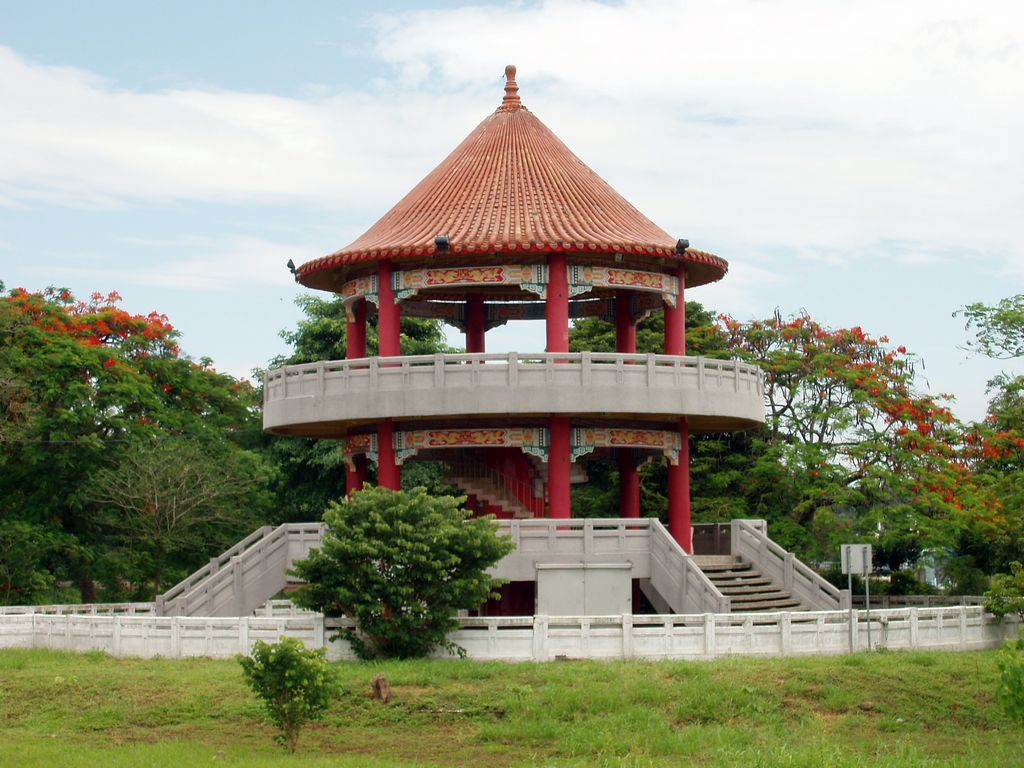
[{"xmin": 501, "ymin": 64, "xmax": 521, "ymax": 109}]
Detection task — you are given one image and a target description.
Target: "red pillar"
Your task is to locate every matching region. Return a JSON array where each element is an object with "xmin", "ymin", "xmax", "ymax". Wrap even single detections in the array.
[
  {"xmin": 546, "ymin": 252, "xmax": 572, "ymax": 519},
  {"xmin": 377, "ymin": 259, "xmax": 401, "ymax": 358},
  {"xmin": 664, "ymin": 261, "xmax": 690, "ymax": 550},
  {"xmin": 466, "ymin": 294, "xmax": 485, "ymax": 353},
  {"xmin": 346, "ymin": 454, "xmax": 367, "ymax": 498},
  {"xmin": 346, "ymin": 298, "xmax": 367, "ymax": 359},
  {"xmin": 615, "ymin": 290, "xmax": 636, "ymax": 355},
  {"xmin": 545, "ymin": 252, "xmax": 569, "ymax": 354},
  {"xmin": 548, "ymin": 416, "xmax": 571, "ymax": 519},
  {"xmin": 618, "ymin": 449, "xmax": 640, "ymax": 518},
  {"xmin": 663, "ymin": 262, "xmax": 686, "ymax": 356},
  {"xmin": 376, "ymin": 418, "xmax": 401, "ymax": 490}
]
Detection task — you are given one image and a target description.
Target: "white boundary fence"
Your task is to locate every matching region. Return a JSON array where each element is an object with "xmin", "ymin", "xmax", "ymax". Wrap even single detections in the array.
[{"xmin": 0, "ymin": 605, "xmax": 1016, "ymax": 662}]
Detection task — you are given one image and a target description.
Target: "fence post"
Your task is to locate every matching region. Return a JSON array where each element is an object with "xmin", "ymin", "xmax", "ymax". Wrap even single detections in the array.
[
  {"xmin": 113, "ymin": 616, "xmax": 122, "ymax": 657},
  {"xmin": 780, "ymin": 612, "xmax": 792, "ymax": 656},
  {"xmin": 239, "ymin": 616, "xmax": 249, "ymax": 656},
  {"xmin": 959, "ymin": 606, "xmax": 968, "ymax": 650},
  {"xmin": 704, "ymin": 613, "xmax": 716, "ymax": 660},
  {"xmin": 314, "ymin": 614, "xmax": 325, "ymax": 650},
  {"xmin": 533, "ymin": 615, "xmax": 548, "ymax": 662},
  {"xmin": 622, "ymin": 614, "xmax": 633, "ymax": 660},
  {"xmin": 910, "ymin": 608, "xmax": 919, "ymax": 650},
  {"xmin": 784, "ymin": 552, "xmax": 795, "ymax": 592},
  {"xmin": 171, "ymin": 617, "xmax": 181, "ymax": 658},
  {"xmin": 64, "ymin": 615, "xmax": 71, "ymax": 651},
  {"xmin": 232, "ymin": 555, "xmax": 244, "ymax": 617}
]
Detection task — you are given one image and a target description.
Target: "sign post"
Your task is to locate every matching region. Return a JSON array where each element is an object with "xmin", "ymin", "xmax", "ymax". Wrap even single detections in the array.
[{"xmin": 841, "ymin": 544, "xmax": 873, "ymax": 653}]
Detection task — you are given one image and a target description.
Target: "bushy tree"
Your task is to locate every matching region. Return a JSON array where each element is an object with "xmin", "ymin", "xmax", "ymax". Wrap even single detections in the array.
[
  {"xmin": 0, "ymin": 285, "xmax": 265, "ymax": 601},
  {"xmin": 237, "ymin": 637, "xmax": 341, "ymax": 753},
  {"xmin": 291, "ymin": 487, "xmax": 515, "ymax": 659},
  {"xmin": 88, "ymin": 439, "xmax": 270, "ymax": 598},
  {"xmin": 985, "ymin": 562, "xmax": 1024, "ymax": 621}
]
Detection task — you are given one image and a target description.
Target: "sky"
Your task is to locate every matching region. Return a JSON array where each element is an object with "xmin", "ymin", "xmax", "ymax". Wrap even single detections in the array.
[{"xmin": 1, "ymin": 0, "xmax": 1022, "ymax": 422}]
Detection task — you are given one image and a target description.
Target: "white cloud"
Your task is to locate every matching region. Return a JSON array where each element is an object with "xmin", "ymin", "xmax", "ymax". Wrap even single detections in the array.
[
  {"xmin": 35, "ymin": 235, "xmax": 317, "ymax": 292},
  {"xmin": 0, "ymin": 45, "xmax": 480, "ymax": 212},
  {"xmin": 1, "ymin": 2, "xmax": 1021, "ymax": 270}
]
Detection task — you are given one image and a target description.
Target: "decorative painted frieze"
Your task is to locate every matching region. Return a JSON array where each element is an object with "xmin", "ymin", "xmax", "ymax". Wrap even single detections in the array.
[
  {"xmin": 392, "ymin": 427, "xmax": 549, "ymax": 464},
  {"xmin": 343, "ymin": 433, "xmax": 378, "ymax": 469},
  {"xmin": 570, "ymin": 427, "xmax": 682, "ymax": 464}
]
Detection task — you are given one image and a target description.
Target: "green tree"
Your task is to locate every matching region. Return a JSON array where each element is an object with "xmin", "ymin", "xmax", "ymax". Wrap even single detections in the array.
[
  {"xmin": 0, "ymin": 285, "xmax": 263, "ymax": 602},
  {"xmin": 237, "ymin": 637, "xmax": 341, "ymax": 753},
  {"xmin": 958, "ymin": 296, "xmax": 1024, "ymax": 360},
  {"xmin": 88, "ymin": 439, "xmax": 270, "ymax": 598},
  {"xmin": 291, "ymin": 487, "xmax": 515, "ymax": 659}
]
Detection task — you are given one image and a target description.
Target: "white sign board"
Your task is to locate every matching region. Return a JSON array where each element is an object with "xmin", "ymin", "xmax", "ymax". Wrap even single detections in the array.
[{"xmin": 841, "ymin": 544, "xmax": 872, "ymax": 575}]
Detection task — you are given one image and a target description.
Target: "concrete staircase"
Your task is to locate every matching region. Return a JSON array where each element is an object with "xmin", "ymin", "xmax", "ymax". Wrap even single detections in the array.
[{"xmin": 692, "ymin": 555, "xmax": 804, "ymax": 612}]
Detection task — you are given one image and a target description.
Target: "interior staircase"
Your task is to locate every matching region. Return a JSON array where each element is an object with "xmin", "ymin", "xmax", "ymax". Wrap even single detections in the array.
[{"xmin": 692, "ymin": 555, "xmax": 804, "ymax": 612}]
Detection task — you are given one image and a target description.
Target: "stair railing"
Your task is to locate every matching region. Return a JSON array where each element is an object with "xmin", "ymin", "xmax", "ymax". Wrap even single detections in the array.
[
  {"xmin": 442, "ymin": 456, "xmax": 543, "ymax": 517},
  {"xmin": 731, "ymin": 519, "xmax": 850, "ymax": 610}
]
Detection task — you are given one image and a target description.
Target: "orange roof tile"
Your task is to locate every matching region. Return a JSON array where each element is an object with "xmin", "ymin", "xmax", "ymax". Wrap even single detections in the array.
[{"xmin": 297, "ymin": 66, "xmax": 727, "ymax": 288}]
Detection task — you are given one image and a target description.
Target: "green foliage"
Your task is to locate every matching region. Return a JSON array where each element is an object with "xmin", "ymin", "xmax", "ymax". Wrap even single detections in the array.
[
  {"xmin": 995, "ymin": 630, "xmax": 1024, "ymax": 726},
  {"xmin": 237, "ymin": 637, "xmax": 341, "ymax": 753},
  {"xmin": 88, "ymin": 439, "xmax": 271, "ymax": 598},
  {"xmin": 291, "ymin": 487, "xmax": 515, "ymax": 659},
  {"xmin": 985, "ymin": 562, "xmax": 1024, "ymax": 620},
  {"xmin": 0, "ymin": 286, "xmax": 263, "ymax": 602},
  {"xmin": 958, "ymin": 295, "xmax": 1024, "ymax": 359},
  {"xmin": 0, "ymin": 520, "xmax": 72, "ymax": 605}
]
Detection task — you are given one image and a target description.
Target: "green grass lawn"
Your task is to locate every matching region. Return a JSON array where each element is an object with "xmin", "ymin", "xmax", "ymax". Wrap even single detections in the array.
[{"xmin": 0, "ymin": 647, "xmax": 1020, "ymax": 766}]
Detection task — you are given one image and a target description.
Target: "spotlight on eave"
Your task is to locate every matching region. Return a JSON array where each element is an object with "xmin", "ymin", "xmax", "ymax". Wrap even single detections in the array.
[
  {"xmin": 675, "ymin": 239, "xmax": 689, "ymax": 254},
  {"xmin": 434, "ymin": 234, "xmax": 451, "ymax": 253},
  {"xmin": 286, "ymin": 259, "xmax": 298, "ymax": 282}
]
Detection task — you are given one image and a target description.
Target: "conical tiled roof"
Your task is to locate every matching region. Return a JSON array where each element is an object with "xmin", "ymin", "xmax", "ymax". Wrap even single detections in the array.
[{"xmin": 297, "ymin": 66, "xmax": 727, "ymax": 288}]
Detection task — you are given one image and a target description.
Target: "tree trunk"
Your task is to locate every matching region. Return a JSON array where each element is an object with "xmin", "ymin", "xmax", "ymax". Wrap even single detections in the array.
[
  {"xmin": 152, "ymin": 543, "xmax": 164, "ymax": 602},
  {"xmin": 78, "ymin": 556, "xmax": 96, "ymax": 603}
]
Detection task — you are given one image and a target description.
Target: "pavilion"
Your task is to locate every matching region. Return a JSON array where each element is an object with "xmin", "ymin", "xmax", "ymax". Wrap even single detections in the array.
[{"xmin": 263, "ymin": 66, "xmax": 763, "ymax": 552}]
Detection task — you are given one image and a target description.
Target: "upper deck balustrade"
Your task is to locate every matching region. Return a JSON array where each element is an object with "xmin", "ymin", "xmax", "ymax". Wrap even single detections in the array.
[{"xmin": 263, "ymin": 352, "xmax": 765, "ymax": 436}]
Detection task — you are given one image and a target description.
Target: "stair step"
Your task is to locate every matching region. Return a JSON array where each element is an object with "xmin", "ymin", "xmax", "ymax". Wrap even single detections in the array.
[
  {"xmin": 709, "ymin": 573, "xmax": 770, "ymax": 586},
  {"xmin": 691, "ymin": 555, "xmax": 742, "ymax": 567},
  {"xmin": 729, "ymin": 590, "xmax": 793, "ymax": 603},
  {"xmin": 717, "ymin": 584, "xmax": 788, "ymax": 596},
  {"xmin": 731, "ymin": 598, "xmax": 804, "ymax": 612},
  {"xmin": 698, "ymin": 563, "xmax": 754, "ymax": 573}
]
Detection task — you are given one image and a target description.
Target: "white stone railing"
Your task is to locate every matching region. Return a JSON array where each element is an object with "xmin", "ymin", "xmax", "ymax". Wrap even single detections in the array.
[
  {"xmin": 158, "ymin": 523, "xmax": 325, "ymax": 617},
  {"xmin": 733, "ymin": 519, "xmax": 849, "ymax": 610},
  {"xmin": 0, "ymin": 602, "xmax": 156, "ymax": 616},
  {"xmin": 1, "ymin": 606, "xmax": 1014, "ymax": 662},
  {"xmin": 263, "ymin": 352, "xmax": 765, "ymax": 432}
]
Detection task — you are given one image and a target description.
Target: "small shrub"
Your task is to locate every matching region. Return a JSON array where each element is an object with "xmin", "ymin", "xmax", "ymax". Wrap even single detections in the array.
[
  {"xmin": 996, "ymin": 630, "xmax": 1024, "ymax": 725},
  {"xmin": 237, "ymin": 637, "xmax": 341, "ymax": 753},
  {"xmin": 984, "ymin": 562, "xmax": 1024, "ymax": 620}
]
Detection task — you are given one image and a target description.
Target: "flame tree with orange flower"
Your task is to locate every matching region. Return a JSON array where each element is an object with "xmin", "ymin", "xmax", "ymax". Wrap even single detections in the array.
[{"xmin": 0, "ymin": 282, "xmax": 270, "ymax": 604}]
